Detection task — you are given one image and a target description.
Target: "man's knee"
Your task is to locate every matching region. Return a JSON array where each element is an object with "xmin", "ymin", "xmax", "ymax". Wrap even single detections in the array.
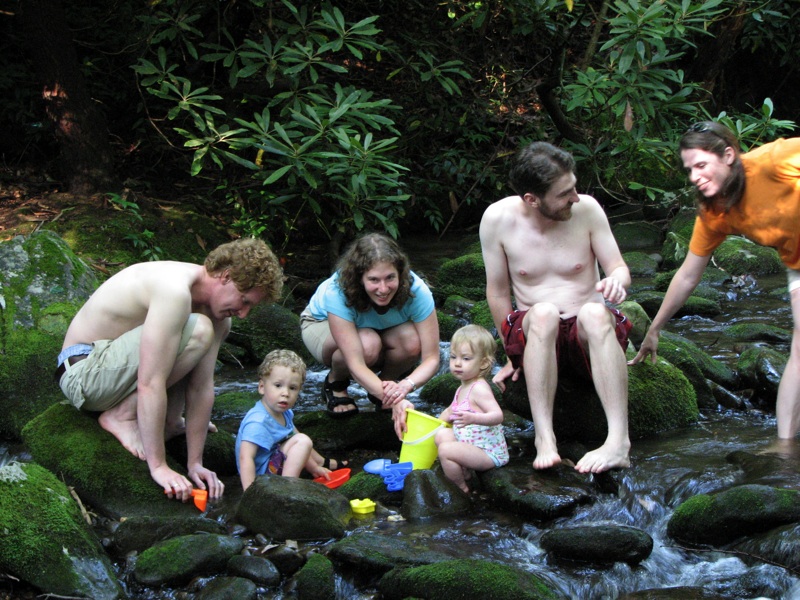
[
  {"xmin": 524, "ymin": 303, "xmax": 560, "ymax": 337},
  {"xmin": 189, "ymin": 314, "xmax": 215, "ymax": 352},
  {"xmin": 577, "ymin": 303, "xmax": 614, "ymax": 337}
]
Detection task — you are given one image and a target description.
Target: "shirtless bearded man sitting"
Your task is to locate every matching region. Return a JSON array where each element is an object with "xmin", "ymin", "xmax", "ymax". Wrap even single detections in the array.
[
  {"xmin": 479, "ymin": 142, "xmax": 632, "ymax": 474},
  {"xmin": 56, "ymin": 238, "xmax": 283, "ymax": 501}
]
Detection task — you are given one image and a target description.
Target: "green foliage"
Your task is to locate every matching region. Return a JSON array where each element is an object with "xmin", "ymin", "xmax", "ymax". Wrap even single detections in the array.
[
  {"xmin": 561, "ymin": 0, "xmax": 728, "ymax": 197},
  {"xmin": 106, "ymin": 193, "xmax": 164, "ymax": 261},
  {"xmin": 3, "ymin": 0, "xmax": 800, "ymax": 246},
  {"xmin": 131, "ymin": 0, "xmax": 475, "ymax": 248}
]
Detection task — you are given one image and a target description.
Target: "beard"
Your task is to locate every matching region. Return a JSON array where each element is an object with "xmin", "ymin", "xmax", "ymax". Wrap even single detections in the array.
[{"xmin": 539, "ymin": 203, "xmax": 573, "ymax": 222}]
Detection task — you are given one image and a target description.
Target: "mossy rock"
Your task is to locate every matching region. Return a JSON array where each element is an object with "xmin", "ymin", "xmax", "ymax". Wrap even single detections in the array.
[
  {"xmin": 0, "ymin": 326, "xmax": 67, "ymax": 439},
  {"xmin": 623, "ymin": 251, "xmax": 660, "ymax": 278},
  {"xmin": 652, "ymin": 268, "xmax": 729, "ymax": 303},
  {"xmin": 326, "ymin": 531, "xmax": 459, "ymax": 575},
  {"xmin": 377, "ymin": 558, "xmax": 559, "ymax": 600},
  {"xmin": 134, "ymin": 533, "xmax": 244, "ymax": 587},
  {"xmin": 0, "ymin": 229, "xmax": 98, "ymax": 330},
  {"xmin": 711, "ymin": 236, "xmax": 783, "ymax": 277},
  {"xmin": 293, "ymin": 410, "xmax": 399, "ymax": 454},
  {"xmin": 500, "ymin": 353, "xmax": 698, "ymax": 441},
  {"xmin": 21, "ymin": 403, "xmax": 205, "ymax": 519},
  {"xmin": 661, "ymin": 233, "xmax": 693, "ymax": 271},
  {"xmin": 653, "ymin": 266, "xmax": 731, "ymax": 292},
  {"xmin": 723, "ymin": 322, "xmax": 792, "ymax": 344},
  {"xmin": 212, "ymin": 390, "xmax": 261, "ymax": 421},
  {"xmin": 419, "ymin": 372, "xmax": 502, "ymax": 406},
  {"xmin": 618, "ymin": 300, "xmax": 650, "ymax": 348},
  {"xmin": 226, "ymin": 302, "xmax": 313, "ymax": 367},
  {"xmin": 660, "ymin": 331, "xmax": 738, "ymax": 389},
  {"xmin": 294, "ymin": 552, "xmax": 335, "ymax": 600},
  {"xmin": 737, "ymin": 345, "xmax": 787, "ymax": 406},
  {"xmin": 434, "ymin": 253, "xmax": 486, "ymax": 304},
  {"xmin": 0, "ymin": 462, "xmax": 123, "ymax": 599},
  {"xmin": 469, "ymin": 299, "xmax": 496, "ymax": 331},
  {"xmin": 632, "ymin": 290, "xmax": 721, "ymax": 319},
  {"xmin": 613, "ymin": 222, "xmax": 663, "ymax": 252},
  {"xmin": 0, "ymin": 231, "xmax": 97, "ymax": 439},
  {"xmin": 667, "ymin": 484, "xmax": 800, "ymax": 547},
  {"xmin": 436, "ymin": 309, "xmax": 461, "ymax": 343},
  {"xmin": 235, "ymin": 475, "xmax": 351, "ymax": 541}
]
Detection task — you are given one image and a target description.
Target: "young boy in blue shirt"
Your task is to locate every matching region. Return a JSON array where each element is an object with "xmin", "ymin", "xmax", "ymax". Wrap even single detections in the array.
[{"xmin": 236, "ymin": 349, "xmax": 342, "ymax": 490}]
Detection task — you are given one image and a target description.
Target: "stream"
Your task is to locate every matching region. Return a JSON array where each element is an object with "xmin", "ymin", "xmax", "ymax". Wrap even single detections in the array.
[
  {"xmin": 3, "ymin": 262, "xmax": 800, "ymax": 598},
  {"xmin": 200, "ymin": 271, "xmax": 800, "ymax": 599}
]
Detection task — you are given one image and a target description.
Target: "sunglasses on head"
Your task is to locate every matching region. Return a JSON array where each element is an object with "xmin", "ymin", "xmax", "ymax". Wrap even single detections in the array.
[{"xmin": 686, "ymin": 122, "xmax": 713, "ymax": 134}]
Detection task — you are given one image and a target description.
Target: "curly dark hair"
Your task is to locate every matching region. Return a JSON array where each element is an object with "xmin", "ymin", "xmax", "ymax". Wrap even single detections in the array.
[
  {"xmin": 336, "ymin": 233, "xmax": 413, "ymax": 313},
  {"xmin": 508, "ymin": 142, "xmax": 575, "ymax": 198},
  {"xmin": 679, "ymin": 121, "xmax": 745, "ymax": 212},
  {"xmin": 205, "ymin": 238, "xmax": 283, "ymax": 303}
]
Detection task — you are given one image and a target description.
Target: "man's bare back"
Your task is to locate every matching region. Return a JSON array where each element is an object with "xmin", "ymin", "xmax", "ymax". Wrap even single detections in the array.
[
  {"xmin": 63, "ymin": 261, "xmax": 206, "ymax": 348},
  {"xmin": 57, "ymin": 238, "xmax": 283, "ymax": 500}
]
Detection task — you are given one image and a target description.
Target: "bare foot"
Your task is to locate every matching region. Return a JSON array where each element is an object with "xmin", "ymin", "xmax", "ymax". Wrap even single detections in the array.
[
  {"xmin": 533, "ymin": 441, "xmax": 562, "ymax": 470},
  {"xmin": 98, "ymin": 412, "xmax": 145, "ymax": 460},
  {"xmin": 575, "ymin": 443, "xmax": 630, "ymax": 474},
  {"xmin": 759, "ymin": 438, "xmax": 800, "ymax": 460}
]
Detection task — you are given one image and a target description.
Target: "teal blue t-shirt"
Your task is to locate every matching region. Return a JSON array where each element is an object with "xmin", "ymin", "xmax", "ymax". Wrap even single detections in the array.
[{"xmin": 305, "ymin": 271, "xmax": 434, "ymax": 329}]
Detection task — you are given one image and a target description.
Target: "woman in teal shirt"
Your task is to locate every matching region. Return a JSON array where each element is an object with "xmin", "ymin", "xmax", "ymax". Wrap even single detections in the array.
[{"xmin": 301, "ymin": 233, "xmax": 441, "ymax": 418}]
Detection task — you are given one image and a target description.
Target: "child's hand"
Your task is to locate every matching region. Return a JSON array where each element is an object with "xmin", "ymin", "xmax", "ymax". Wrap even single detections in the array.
[{"xmin": 451, "ymin": 409, "xmax": 474, "ymax": 426}]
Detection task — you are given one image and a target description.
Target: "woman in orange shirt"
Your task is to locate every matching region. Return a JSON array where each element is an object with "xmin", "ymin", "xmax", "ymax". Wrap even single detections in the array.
[{"xmin": 630, "ymin": 121, "xmax": 800, "ymax": 442}]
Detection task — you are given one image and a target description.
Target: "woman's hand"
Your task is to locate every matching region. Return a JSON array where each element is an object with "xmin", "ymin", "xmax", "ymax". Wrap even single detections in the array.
[{"xmin": 392, "ymin": 400, "xmax": 414, "ymax": 439}]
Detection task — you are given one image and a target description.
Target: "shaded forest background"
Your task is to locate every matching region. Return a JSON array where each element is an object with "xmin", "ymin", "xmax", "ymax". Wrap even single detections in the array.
[{"xmin": 1, "ymin": 0, "xmax": 799, "ymax": 258}]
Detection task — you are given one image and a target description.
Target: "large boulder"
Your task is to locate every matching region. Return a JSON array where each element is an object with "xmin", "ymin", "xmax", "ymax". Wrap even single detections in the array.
[
  {"xmin": 540, "ymin": 523, "xmax": 653, "ymax": 565},
  {"xmin": 226, "ymin": 302, "xmax": 314, "ymax": 367},
  {"xmin": 667, "ymin": 484, "xmax": 800, "ymax": 547},
  {"xmin": 0, "ymin": 461, "xmax": 123, "ymax": 599},
  {"xmin": 22, "ymin": 403, "xmax": 223, "ymax": 518},
  {"xmin": 133, "ymin": 533, "xmax": 244, "ymax": 587},
  {"xmin": 0, "ymin": 231, "xmax": 98, "ymax": 439},
  {"xmin": 377, "ymin": 558, "xmax": 559, "ymax": 600},
  {"xmin": 479, "ymin": 459, "xmax": 595, "ymax": 521},
  {"xmin": 492, "ymin": 356, "xmax": 699, "ymax": 442},
  {"xmin": 434, "ymin": 253, "xmax": 486, "ymax": 304},
  {"xmin": 235, "ymin": 474, "xmax": 352, "ymax": 541}
]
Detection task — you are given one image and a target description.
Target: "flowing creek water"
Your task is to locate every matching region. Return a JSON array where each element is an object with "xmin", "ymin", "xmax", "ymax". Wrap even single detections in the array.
[
  {"xmin": 201, "ymin": 273, "xmax": 800, "ymax": 599},
  {"xmin": 3, "ymin": 265, "xmax": 800, "ymax": 598}
]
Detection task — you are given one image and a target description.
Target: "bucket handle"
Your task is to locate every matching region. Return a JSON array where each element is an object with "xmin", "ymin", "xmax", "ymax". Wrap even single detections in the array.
[{"xmin": 404, "ymin": 423, "xmax": 445, "ymax": 446}]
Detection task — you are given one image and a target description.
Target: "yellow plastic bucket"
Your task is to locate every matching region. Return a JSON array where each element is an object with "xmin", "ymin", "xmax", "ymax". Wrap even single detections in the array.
[{"xmin": 399, "ymin": 409, "xmax": 451, "ymax": 469}]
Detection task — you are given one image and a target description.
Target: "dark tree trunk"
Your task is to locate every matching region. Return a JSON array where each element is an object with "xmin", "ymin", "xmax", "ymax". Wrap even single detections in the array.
[
  {"xmin": 685, "ymin": 2, "xmax": 748, "ymax": 107},
  {"xmin": 18, "ymin": 0, "xmax": 117, "ymax": 194}
]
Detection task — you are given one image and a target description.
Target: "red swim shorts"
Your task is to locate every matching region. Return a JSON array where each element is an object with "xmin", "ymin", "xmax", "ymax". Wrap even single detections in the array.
[{"xmin": 500, "ymin": 306, "xmax": 631, "ymax": 380}]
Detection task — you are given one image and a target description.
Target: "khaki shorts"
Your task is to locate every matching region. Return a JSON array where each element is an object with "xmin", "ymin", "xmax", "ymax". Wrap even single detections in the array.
[
  {"xmin": 59, "ymin": 314, "xmax": 199, "ymax": 411},
  {"xmin": 300, "ymin": 311, "xmax": 331, "ymax": 364}
]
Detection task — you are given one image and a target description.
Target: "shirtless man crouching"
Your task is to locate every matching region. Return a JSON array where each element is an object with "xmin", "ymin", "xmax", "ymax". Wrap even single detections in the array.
[
  {"xmin": 56, "ymin": 238, "xmax": 283, "ymax": 501},
  {"xmin": 479, "ymin": 142, "xmax": 632, "ymax": 474}
]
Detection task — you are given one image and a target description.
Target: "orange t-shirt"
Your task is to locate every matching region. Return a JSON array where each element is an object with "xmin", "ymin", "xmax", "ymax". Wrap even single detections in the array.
[{"xmin": 688, "ymin": 137, "xmax": 800, "ymax": 269}]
